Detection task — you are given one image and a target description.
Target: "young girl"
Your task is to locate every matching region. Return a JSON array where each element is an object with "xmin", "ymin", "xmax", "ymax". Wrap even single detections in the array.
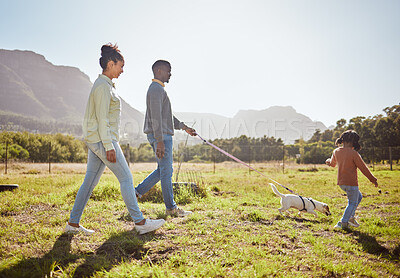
[{"xmin": 326, "ymin": 130, "xmax": 378, "ymax": 229}]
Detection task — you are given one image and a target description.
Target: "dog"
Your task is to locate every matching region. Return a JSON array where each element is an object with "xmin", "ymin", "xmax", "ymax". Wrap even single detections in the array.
[{"xmin": 270, "ymin": 183, "xmax": 331, "ymax": 217}]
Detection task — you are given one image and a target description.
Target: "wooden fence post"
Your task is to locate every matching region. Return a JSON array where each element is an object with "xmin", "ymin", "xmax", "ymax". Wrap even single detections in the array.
[
  {"xmin": 127, "ymin": 143, "xmax": 130, "ymax": 167},
  {"xmin": 282, "ymin": 145, "xmax": 285, "ymax": 174},
  {"xmin": 389, "ymin": 146, "xmax": 392, "ymax": 171},
  {"xmin": 48, "ymin": 142, "xmax": 51, "ymax": 173},
  {"xmin": 372, "ymin": 147, "xmax": 375, "ymax": 171},
  {"xmin": 5, "ymin": 141, "xmax": 8, "ymax": 174},
  {"xmin": 248, "ymin": 145, "xmax": 251, "ymax": 175},
  {"xmin": 213, "ymin": 154, "xmax": 216, "ymax": 174}
]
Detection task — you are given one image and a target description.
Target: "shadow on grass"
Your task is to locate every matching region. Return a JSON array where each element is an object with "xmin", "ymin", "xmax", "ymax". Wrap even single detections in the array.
[
  {"xmin": 0, "ymin": 233, "xmax": 76, "ymax": 278},
  {"xmin": 273, "ymin": 214, "xmax": 323, "ymax": 224},
  {"xmin": 353, "ymin": 231, "xmax": 400, "ymax": 262},
  {"xmin": 72, "ymin": 230, "xmax": 149, "ymax": 278},
  {"xmin": 0, "ymin": 230, "xmax": 154, "ymax": 278}
]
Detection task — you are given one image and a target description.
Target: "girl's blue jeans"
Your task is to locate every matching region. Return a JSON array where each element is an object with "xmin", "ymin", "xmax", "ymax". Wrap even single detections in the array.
[
  {"xmin": 339, "ymin": 185, "xmax": 363, "ymax": 223},
  {"xmin": 135, "ymin": 133, "xmax": 177, "ymax": 210},
  {"xmin": 69, "ymin": 141, "xmax": 144, "ymax": 224}
]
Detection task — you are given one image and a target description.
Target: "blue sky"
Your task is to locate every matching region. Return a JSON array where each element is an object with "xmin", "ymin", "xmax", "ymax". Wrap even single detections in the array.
[{"xmin": 1, "ymin": 0, "xmax": 399, "ymax": 127}]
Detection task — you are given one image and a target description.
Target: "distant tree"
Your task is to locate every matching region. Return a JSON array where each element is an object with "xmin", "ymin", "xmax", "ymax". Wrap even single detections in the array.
[
  {"xmin": 333, "ymin": 118, "xmax": 347, "ymax": 139},
  {"xmin": 308, "ymin": 129, "xmax": 322, "ymax": 143},
  {"xmin": 374, "ymin": 117, "xmax": 398, "ymax": 147},
  {"xmin": 302, "ymin": 141, "xmax": 334, "ymax": 164},
  {"xmin": 137, "ymin": 143, "xmax": 155, "ymax": 162},
  {"xmin": 320, "ymin": 129, "xmax": 334, "ymax": 142}
]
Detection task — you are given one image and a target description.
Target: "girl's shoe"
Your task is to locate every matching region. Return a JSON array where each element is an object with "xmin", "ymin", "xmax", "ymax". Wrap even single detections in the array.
[
  {"xmin": 166, "ymin": 207, "xmax": 192, "ymax": 217},
  {"xmin": 349, "ymin": 217, "xmax": 360, "ymax": 227},
  {"xmin": 334, "ymin": 221, "xmax": 350, "ymax": 230}
]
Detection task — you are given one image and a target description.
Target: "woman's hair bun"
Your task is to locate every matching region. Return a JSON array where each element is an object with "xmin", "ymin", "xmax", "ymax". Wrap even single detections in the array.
[
  {"xmin": 99, "ymin": 43, "xmax": 124, "ymax": 70},
  {"xmin": 101, "ymin": 44, "xmax": 115, "ymax": 56}
]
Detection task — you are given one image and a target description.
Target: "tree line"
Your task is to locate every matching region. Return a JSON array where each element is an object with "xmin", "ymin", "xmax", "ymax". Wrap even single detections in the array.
[
  {"xmin": 300, "ymin": 104, "xmax": 400, "ymax": 164},
  {"xmin": 0, "ymin": 132, "xmax": 87, "ymax": 163},
  {"xmin": 174, "ymin": 104, "xmax": 400, "ymax": 164},
  {"xmin": 0, "ymin": 113, "xmax": 82, "ymax": 135},
  {"xmin": 1, "ymin": 104, "xmax": 399, "ymax": 164}
]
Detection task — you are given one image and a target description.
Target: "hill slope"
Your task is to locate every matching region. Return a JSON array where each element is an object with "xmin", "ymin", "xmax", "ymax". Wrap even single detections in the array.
[
  {"xmin": 0, "ymin": 49, "xmax": 144, "ymax": 143},
  {"xmin": 175, "ymin": 107, "xmax": 327, "ymax": 144},
  {"xmin": 0, "ymin": 49, "xmax": 326, "ymax": 144}
]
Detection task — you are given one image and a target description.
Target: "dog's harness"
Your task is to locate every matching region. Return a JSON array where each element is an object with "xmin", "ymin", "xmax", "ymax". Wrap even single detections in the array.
[{"xmin": 299, "ymin": 196, "xmax": 316, "ymax": 212}]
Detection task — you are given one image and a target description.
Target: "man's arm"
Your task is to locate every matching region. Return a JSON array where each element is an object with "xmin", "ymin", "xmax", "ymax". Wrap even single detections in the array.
[
  {"xmin": 148, "ymin": 87, "xmax": 164, "ymax": 142},
  {"xmin": 173, "ymin": 116, "xmax": 196, "ymax": 136}
]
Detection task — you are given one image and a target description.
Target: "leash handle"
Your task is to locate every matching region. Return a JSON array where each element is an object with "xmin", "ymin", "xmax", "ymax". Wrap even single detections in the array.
[{"xmin": 197, "ymin": 134, "xmax": 297, "ymax": 194}]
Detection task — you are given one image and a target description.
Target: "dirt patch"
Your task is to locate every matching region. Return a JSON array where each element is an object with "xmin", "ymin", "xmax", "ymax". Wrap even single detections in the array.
[
  {"xmin": 145, "ymin": 245, "xmax": 179, "ymax": 264},
  {"xmin": 3, "ymin": 202, "xmax": 64, "ymax": 225},
  {"xmin": 212, "ymin": 191, "xmax": 237, "ymax": 196}
]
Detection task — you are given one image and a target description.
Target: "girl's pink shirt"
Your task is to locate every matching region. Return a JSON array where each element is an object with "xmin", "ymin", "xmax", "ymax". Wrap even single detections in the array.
[{"xmin": 328, "ymin": 147, "xmax": 377, "ymax": 186}]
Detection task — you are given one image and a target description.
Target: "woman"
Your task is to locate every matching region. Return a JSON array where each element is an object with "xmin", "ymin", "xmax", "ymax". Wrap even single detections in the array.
[{"xmin": 65, "ymin": 43, "xmax": 165, "ymax": 235}]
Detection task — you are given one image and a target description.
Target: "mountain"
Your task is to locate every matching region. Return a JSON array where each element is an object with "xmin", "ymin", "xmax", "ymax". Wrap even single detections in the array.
[
  {"xmin": 232, "ymin": 106, "xmax": 327, "ymax": 143},
  {"xmin": 0, "ymin": 49, "xmax": 145, "ymax": 144},
  {"xmin": 0, "ymin": 50, "xmax": 91, "ymax": 122},
  {"xmin": 175, "ymin": 107, "xmax": 327, "ymax": 144},
  {"xmin": 0, "ymin": 49, "xmax": 327, "ymax": 145}
]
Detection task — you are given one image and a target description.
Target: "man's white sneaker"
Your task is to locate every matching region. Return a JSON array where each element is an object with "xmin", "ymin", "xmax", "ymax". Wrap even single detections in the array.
[
  {"xmin": 135, "ymin": 219, "xmax": 166, "ymax": 235},
  {"xmin": 64, "ymin": 223, "xmax": 94, "ymax": 235},
  {"xmin": 349, "ymin": 217, "xmax": 360, "ymax": 228},
  {"xmin": 166, "ymin": 207, "xmax": 192, "ymax": 217}
]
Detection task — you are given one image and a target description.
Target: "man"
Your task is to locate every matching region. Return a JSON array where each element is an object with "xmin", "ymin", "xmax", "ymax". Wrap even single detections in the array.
[{"xmin": 135, "ymin": 60, "xmax": 196, "ymax": 217}]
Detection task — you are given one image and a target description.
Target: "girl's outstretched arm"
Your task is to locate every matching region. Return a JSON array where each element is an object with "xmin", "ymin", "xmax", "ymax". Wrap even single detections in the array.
[
  {"xmin": 326, "ymin": 152, "xmax": 336, "ymax": 167},
  {"xmin": 355, "ymin": 153, "xmax": 378, "ymax": 186}
]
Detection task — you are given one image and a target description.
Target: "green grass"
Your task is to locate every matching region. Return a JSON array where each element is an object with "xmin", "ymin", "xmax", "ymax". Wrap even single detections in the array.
[{"xmin": 0, "ymin": 163, "xmax": 399, "ymax": 277}]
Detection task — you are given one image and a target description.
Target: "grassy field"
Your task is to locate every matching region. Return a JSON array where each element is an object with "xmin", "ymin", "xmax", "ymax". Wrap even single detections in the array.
[{"xmin": 0, "ymin": 162, "xmax": 399, "ymax": 277}]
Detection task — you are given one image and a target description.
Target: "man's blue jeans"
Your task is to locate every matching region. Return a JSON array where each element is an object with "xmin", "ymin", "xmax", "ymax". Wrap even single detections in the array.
[
  {"xmin": 69, "ymin": 141, "xmax": 144, "ymax": 224},
  {"xmin": 135, "ymin": 133, "xmax": 177, "ymax": 210},
  {"xmin": 339, "ymin": 185, "xmax": 363, "ymax": 223}
]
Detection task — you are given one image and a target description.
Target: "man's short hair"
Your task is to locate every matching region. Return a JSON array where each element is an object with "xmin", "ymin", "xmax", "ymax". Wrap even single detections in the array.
[{"xmin": 152, "ymin": 60, "xmax": 171, "ymax": 73}]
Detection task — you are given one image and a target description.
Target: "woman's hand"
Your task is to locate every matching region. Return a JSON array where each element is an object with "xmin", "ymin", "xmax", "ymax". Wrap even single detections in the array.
[{"xmin": 106, "ymin": 149, "xmax": 116, "ymax": 163}]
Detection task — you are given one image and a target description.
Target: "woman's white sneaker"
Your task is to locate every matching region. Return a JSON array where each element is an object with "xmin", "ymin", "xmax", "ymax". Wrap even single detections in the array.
[
  {"xmin": 64, "ymin": 223, "xmax": 94, "ymax": 235},
  {"xmin": 135, "ymin": 219, "xmax": 166, "ymax": 235}
]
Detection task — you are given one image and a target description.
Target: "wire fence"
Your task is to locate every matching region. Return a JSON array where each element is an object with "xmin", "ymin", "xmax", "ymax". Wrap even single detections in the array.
[{"xmin": 1, "ymin": 140, "xmax": 399, "ymax": 174}]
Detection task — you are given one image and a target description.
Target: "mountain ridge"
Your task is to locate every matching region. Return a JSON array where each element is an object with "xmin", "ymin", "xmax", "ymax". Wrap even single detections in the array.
[
  {"xmin": 0, "ymin": 49, "xmax": 146, "ymax": 145},
  {"xmin": 0, "ymin": 49, "xmax": 327, "ymax": 144}
]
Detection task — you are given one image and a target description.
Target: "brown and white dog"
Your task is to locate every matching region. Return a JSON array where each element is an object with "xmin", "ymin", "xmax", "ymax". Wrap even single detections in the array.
[{"xmin": 270, "ymin": 183, "xmax": 331, "ymax": 217}]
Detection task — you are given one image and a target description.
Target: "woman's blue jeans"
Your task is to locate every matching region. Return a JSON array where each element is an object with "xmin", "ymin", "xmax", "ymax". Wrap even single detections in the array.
[
  {"xmin": 135, "ymin": 134, "xmax": 177, "ymax": 210},
  {"xmin": 339, "ymin": 185, "xmax": 363, "ymax": 223},
  {"xmin": 69, "ymin": 141, "xmax": 144, "ymax": 224}
]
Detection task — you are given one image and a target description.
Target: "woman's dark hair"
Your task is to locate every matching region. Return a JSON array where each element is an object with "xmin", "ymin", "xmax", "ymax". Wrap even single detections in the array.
[
  {"xmin": 335, "ymin": 130, "xmax": 361, "ymax": 151},
  {"xmin": 99, "ymin": 43, "xmax": 124, "ymax": 70}
]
